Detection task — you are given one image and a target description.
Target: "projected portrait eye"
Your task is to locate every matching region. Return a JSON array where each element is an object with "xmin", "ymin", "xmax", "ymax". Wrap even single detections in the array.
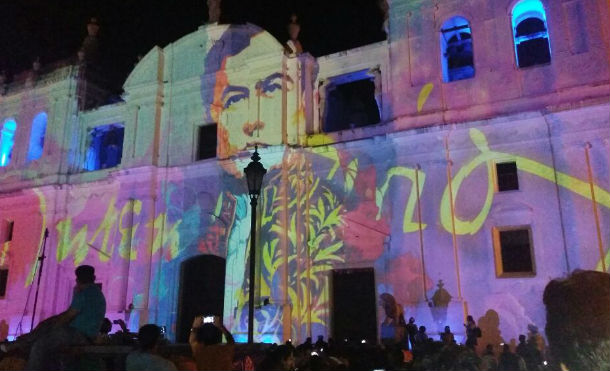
[
  {"xmin": 207, "ymin": 32, "xmax": 298, "ymax": 158},
  {"xmin": 257, "ymin": 73, "xmax": 292, "ymax": 96},
  {"xmin": 222, "ymin": 86, "xmax": 249, "ymax": 109}
]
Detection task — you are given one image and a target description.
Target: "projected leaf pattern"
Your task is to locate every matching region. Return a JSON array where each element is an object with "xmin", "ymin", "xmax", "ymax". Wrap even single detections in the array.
[{"xmin": 231, "ymin": 152, "xmax": 346, "ymax": 338}]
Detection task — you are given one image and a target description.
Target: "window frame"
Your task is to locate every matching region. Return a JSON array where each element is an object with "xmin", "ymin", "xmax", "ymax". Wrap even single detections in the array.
[
  {"xmin": 84, "ymin": 123, "xmax": 125, "ymax": 171},
  {"xmin": 492, "ymin": 225, "xmax": 536, "ymax": 278},
  {"xmin": 194, "ymin": 123, "xmax": 218, "ymax": 161},
  {"xmin": 5, "ymin": 220, "xmax": 14, "ymax": 242},
  {"xmin": 318, "ymin": 67, "xmax": 382, "ymax": 134},
  {"xmin": 27, "ymin": 112, "xmax": 48, "ymax": 163},
  {"xmin": 0, "ymin": 268, "xmax": 8, "ymax": 298},
  {"xmin": 440, "ymin": 16, "xmax": 475, "ymax": 83},
  {"xmin": 0, "ymin": 118, "xmax": 17, "ymax": 167},
  {"xmin": 494, "ymin": 160, "xmax": 520, "ymax": 192},
  {"xmin": 510, "ymin": 0, "xmax": 552, "ymax": 69}
]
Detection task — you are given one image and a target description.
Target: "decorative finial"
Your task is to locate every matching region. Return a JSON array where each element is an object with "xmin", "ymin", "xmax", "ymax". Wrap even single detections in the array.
[
  {"xmin": 32, "ymin": 57, "xmax": 41, "ymax": 72},
  {"xmin": 285, "ymin": 13, "xmax": 303, "ymax": 56},
  {"xmin": 251, "ymin": 145, "xmax": 261, "ymax": 162},
  {"xmin": 87, "ymin": 17, "xmax": 100, "ymax": 37},
  {"xmin": 207, "ymin": 0, "xmax": 221, "ymax": 23}
]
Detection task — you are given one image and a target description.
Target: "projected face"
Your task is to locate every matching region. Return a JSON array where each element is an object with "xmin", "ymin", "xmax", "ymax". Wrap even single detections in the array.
[{"xmin": 210, "ymin": 33, "xmax": 293, "ymax": 157}]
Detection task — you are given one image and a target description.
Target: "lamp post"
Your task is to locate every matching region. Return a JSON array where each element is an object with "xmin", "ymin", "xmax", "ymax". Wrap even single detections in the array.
[{"xmin": 244, "ymin": 146, "xmax": 266, "ymax": 344}]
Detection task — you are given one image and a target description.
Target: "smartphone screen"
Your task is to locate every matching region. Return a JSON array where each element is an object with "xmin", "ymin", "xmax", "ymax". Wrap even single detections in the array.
[{"xmin": 203, "ymin": 316, "xmax": 214, "ymax": 323}]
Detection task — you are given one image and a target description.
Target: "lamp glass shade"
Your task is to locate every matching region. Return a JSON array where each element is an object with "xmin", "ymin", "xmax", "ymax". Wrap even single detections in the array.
[{"xmin": 244, "ymin": 150, "xmax": 267, "ymax": 196}]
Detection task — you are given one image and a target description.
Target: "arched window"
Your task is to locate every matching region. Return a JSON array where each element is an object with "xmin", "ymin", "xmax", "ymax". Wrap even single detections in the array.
[
  {"xmin": 440, "ymin": 16, "xmax": 475, "ymax": 82},
  {"xmin": 0, "ymin": 119, "xmax": 17, "ymax": 167},
  {"xmin": 27, "ymin": 112, "xmax": 47, "ymax": 162},
  {"xmin": 512, "ymin": 0, "xmax": 551, "ymax": 68}
]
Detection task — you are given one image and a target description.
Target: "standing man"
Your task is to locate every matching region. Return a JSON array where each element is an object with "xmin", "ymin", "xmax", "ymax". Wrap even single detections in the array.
[
  {"xmin": 24, "ymin": 265, "xmax": 106, "ymax": 370},
  {"xmin": 465, "ymin": 315, "xmax": 481, "ymax": 350},
  {"xmin": 405, "ymin": 317, "xmax": 418, "ymax": 350}
]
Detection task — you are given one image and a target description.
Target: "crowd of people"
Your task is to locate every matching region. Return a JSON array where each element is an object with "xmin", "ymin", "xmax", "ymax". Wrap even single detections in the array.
[
  {"xmin": 0, "ymin": 266, "xmax": 608, "ymax": 371},
  {"xmin": 0, "ymin": 265, "xmax": 238, "ymax": 371}
]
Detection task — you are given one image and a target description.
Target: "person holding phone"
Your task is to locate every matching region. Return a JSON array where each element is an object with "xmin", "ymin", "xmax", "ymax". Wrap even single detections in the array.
[{"xmin": 189, "ymin": 315, "xmax": 235, "ymax": 371}]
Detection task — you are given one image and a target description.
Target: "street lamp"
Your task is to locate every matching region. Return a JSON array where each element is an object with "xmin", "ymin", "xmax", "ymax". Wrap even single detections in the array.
[{"xmin": 244, "ymin": 146, "xmax": 266, "ymax": 344}]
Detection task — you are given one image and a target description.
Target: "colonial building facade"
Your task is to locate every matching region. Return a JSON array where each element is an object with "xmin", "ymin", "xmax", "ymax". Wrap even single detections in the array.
[{"xmin": 0, "ymin": 0, "xmax": 608, "ymax": 349}]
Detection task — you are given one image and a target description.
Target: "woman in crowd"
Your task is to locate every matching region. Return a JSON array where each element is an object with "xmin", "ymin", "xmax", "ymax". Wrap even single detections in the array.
[{"xmin": 189, "ymin": 315, "xmax": 235, "ymax": 371}]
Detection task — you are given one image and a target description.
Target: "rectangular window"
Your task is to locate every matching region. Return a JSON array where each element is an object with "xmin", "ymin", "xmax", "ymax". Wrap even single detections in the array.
[
  {"xmin": 0, "ymin": 269, "xmax": 8, "ymax": 297},
  {"xmin": 322, "ymin": 69, "xmax": 381, "ymax": 133},
  {"xmin": 84, "ymin": 123, "xmax": 124, "ymax": 171},
  {"xmin": 6, "ymin": 221, "xmax": 14, "ymax": 242},
  {"xmin": 496, "ymin": 161, "xmax": 519, "ymax": 191},
  {"xmin": 493, "ymin": 227, "xmax": 535, "ymax": 277},
  {"xmin": 196, "ymin": 124, "xmax": 217, "ymax": 160}
]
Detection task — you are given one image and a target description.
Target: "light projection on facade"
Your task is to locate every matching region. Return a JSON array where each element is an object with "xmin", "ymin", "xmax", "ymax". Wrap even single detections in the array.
[
  {"xmin": 3, "ymin": 125, "xmax": 607, "ymax": 343},
  {"xmin": 203, "ymin": 29, "xmax": 287, "ymax": 159},
  {"xmin": 0, "ymin": 11, "xmax": 608, "ymax": 349}
]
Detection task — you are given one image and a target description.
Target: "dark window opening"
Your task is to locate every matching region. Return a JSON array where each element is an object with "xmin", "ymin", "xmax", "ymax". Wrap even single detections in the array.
[
  {"xmin": 516, "ymin": 17, "xmax": 546, "ymax": 36},
  {"xmin": 6, "ymin": 221, "xmax": 14, "ymax": 242},
  {"xmin": 27, "ymin": 112, "xmax": 47, "ymax": 162},
  {"xmin": 441, "ymin": 18, "xmax": 475, "ymax": 82},
  {"xmin": 496, "ymin": 162, "xmax": 519, "ymax": 191},
  {"xmin": 323, "ymin": 72, "xmax": 380, "ymax": 133},
  {"xmin": 497, "ymin": 228, "xmax": 534, "ymax": 274},
  {"xmin": 0, "ymin": 269, "xmax": 8, "ymax": 297},
  {"xmin": 515, "ymin": 18, "xmax": 551, "ymax": 67},
  {"xmin": 85, "ymin": 124, "xmax": 124, "ymax": 171},
  {"xmin": 512, "ymin": 0, "xmax": 551, "ymax": 68},
  {"xmin": 197, "ymin": 124, "xmax": 217, "ymax": 160}
]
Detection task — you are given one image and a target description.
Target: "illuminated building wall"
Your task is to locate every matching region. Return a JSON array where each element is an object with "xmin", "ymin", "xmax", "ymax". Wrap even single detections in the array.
[{"xmin": 0, "ymin": 0, "xmax": 608, "ymax": 349}]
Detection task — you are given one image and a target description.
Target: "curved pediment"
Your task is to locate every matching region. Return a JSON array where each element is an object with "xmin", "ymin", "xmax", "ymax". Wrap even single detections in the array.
[
  {"xmin": 124, "ymin": 23, "xmax": 284, "ymax": 91},
  {"xmin": 123, "ymin": 46, "xmax": 164, "ymax": 91}
]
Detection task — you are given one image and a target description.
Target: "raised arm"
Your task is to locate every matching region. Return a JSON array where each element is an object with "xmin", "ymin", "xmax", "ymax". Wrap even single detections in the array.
[
  {"xmin": 189, "ymin": 316, "xmax": 203, "ymax": 347},
  {"xmin": 212, "ymin": 316, "xmax": 234, "ymax": 344},
  {"xmin": 219, "ymin": 324, "xmax": 234, "ymax": 345}
]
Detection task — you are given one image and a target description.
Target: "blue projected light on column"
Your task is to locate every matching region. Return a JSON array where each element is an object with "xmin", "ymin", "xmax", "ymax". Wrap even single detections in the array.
[
  {"xmin": 0, "ymin": 119, "xmax": 17, "ymax": 167},
  {"xmin": 27, "ymin": 112, "xmax": 47, "ymax": 162}
]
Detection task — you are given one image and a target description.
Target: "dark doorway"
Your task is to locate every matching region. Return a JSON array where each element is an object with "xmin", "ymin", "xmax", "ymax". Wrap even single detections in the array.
[
  {"xmin": 332, "ymin": 268, "xmax": 377, "ymax": 344},
  {"xmin": 176, "ymin": 255, "xmax": 226, "ymax": 342}
]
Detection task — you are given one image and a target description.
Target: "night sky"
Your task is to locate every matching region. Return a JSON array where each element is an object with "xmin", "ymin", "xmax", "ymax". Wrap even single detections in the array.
[{"xmin": 0, "ymin": 0, "xmax": 385, "ymax": 92}]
